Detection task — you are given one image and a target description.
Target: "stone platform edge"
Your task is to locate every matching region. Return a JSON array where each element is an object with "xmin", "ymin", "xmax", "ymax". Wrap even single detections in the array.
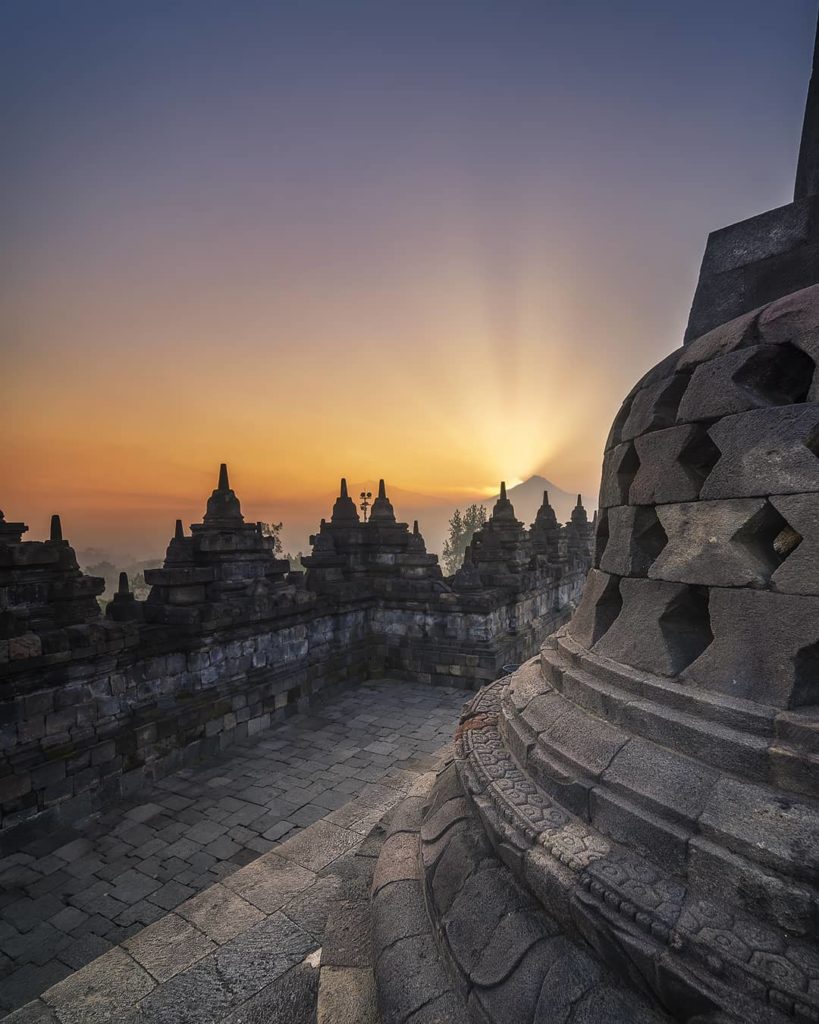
[{"xmin": 4, "ymin": 749, "xmax": 451, "ymax": 1024}]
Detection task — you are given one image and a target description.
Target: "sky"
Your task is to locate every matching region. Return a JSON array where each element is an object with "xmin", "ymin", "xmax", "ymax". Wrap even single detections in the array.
[{"xmin": 1, "ymin": 0, "xmax": 817, "ymax": 559}]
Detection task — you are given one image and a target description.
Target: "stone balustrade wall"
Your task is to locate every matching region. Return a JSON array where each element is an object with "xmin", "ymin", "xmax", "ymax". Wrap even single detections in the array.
[{"xmin": 0, "ymin": 568, "xmax": 585, "ymax": 845}]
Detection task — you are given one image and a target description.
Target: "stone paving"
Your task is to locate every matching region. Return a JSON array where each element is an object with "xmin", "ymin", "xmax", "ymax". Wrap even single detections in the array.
[{"xmin": 0, "ymin": 680, "xmax": 465, "ymax": 1018}]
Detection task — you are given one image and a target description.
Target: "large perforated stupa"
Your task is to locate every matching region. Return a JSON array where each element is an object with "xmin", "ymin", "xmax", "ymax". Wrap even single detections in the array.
[{"xmin": 371, "ymin": 19, "xmax": 819, "ymax": 1024}]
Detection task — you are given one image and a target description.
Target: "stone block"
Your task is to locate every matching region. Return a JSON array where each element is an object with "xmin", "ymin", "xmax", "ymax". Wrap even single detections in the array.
[
  {"xmin": 677, "ymin": 344, "xmax": 813, "ymax": 421},
  {"xmin": 699, "ymin": 199, "xmax": 814, "ymax": 277},
  {"xmin": 650, "ymin": 498, "xmax": 783, "ymax": 587},
  {"xmin": 699, "ymin": 775, "xmax": 819, "ymax": 882},
  {"xmin": 9, "ymin": 635, "xmax": 42, "ymax": 660},
  {"xmin": 599, "ymin": 506, "xmax": 668, "ymax": 577},
  {"xmin": 566, "ymin": 570, "xmax": 622, "ymax": 651},
  {"xmin": 320, "ymin": 899, "xmax": 371, "ymax": 968},
  {"xmin": 599, "ymin": 442, "xmax": 640, "ymax": 508},
  {"xmin": 629, "ymin": 424, "xmax": 718, "ymax": 504},
  {"xmin": 277, "ymin": 819, "xmax": 360, "ymax": 873},
  {"xmin": 757, "ymin": 280, "xmax": 819, "ymax": 343},
  {"xmin": 701, "ymin": 405, "xmax": 819, "ymax": 499},
  {"xmin": 0, "ymin": 772, "xmax": 32, "ymax": 803},
  {"xmin": 30, "ymin": 761, "xmax": 66, "ymax": 790},
  {"xmin": 375, "ymin": 933, "xmax": 451, "ymax": 1022},
  {"xmin": 589, "ymin": 788, "xmax": 691, "ymax": 876},
  {"xmin": 677, "ymin": 307, "xmax": 759, "ymax": 369},
  {"xmin": 686, "ymin": 838, "xmax": 816, "ymax": 938},
  {"xmin": 592, "ymin": 577, "xmax": 713, "ymax": 677},
  {"xmin": 620, "ymin": 373, "xmax": 691, "ymax": 442},
  {"xmin": 684, "ymin": 588, "xmax": 819, "ymax": 708},
  {"xmin": 122, "ymin": 911, "xmax": 215, "ymax": 982},
  {"xmin": 600, "ymin": 736, "xmax": 717, "ymax": 826},
  {"xmin": 533, "ymin": 701, "xmax": 630, "ymax": 781},
  {"xmin": 222, "ymin": 853, "xmax": 316, "ymax": 914},
  {"xmin": 42, "ymin": 946, "xmax": 155, "ymax": 1024},
  {"xmin": 177, "ymin": 880, "xmax": 264, "ymax": 942},
  {"xmin": 317, "ymin": 965, "xmax": 378, "ymax": 1024},
  {"xmin": 371, "ymin": 832, "xmax": 421, "ymax": 894}
]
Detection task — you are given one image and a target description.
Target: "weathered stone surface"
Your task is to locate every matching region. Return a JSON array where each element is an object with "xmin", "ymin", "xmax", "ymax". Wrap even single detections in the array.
[
  {"xmin": 376, "ymin": 934, "xmax": 453, "ymax": 1023},
  {"xmin": 320, "ymin": 900, "xmax": 372, "ymax": 968},
  {"xmin": 221, "ymin": 853, "xmax": 317, "ymax": 914},
  {"xmin": 592, "ymin": 578, "xmax": 713, "ymax": 677},
  {"xmin": 599, "ymin": 506, "xmax": 668, "ymax": 577},
  {"xmin": 677, "ymin": 306, "xmax": 759, "ymax": 369},
  {"xmin": 317, "ymin": 966, "xmax": 379, "ymax": 1024},
  {"xmin": 770, "ymin": 492, "xmax": 819, "ymax": 594},
  {"xmin": 221, "ymin": 959, "xmax": 318, "ymax": 1024},
  {"xmin": 122, "ymin": 912, "xmax": 215, "ymax": 982},
  {"xmin": 677, "ymin": 344, "xmax": 813, "ymax": 421},
  {"xmin": 701, "ymin": 404, "xmax": 819, "ymax": 499},
  {"xmin": 698, "ymin": 775, "xmax": 819, "ymax": 880},
  {"xmin": 176, "ymin": 884, "xmax": 265, "ymax": 946},
  {"xmin": 600, "ymin": 737, "xmax": 717, "ymax": 827},
  {"xmin": 684, "ymin": 588, "xmax": 819, "ymax": 707},
  {"xmin": 42, "ymin": 947, "xmax": 155, "ymax": 1024},
  {"xmin": 620, "ymin": 375, "xmax": 691, "ymax": 442},
  {"xmin": 2, "ymin": 1001, "xmax": 59, "ymax": 1024},
  {"xmin": 650, "ymin": 499, "xmax": 781, "ymax": 587},
  {"xmin": 372, "ymin": 833, "xmax": 421, "ymax": 893},
  {"xmin": 630, "ymin": 424, "xmax": 718, "ymax": 505},
  {"xmin": 277, "ymin": 819, "xmax": 361, "ymax": 873},
  {"xmin": 599, "ymin": 442, "xmax": 640, "ymax": 508},
  {"xmin": 566, "ymin": 570, "xmax": 622, "ymax": 650}
]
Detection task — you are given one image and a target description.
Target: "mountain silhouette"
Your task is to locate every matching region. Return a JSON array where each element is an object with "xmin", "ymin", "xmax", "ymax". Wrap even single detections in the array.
[
  {"xmin": 365, "ymin": 475, "xmax": 595, "ymax": 557},
  {"xmin": 487, "ymin": 475, "xmax": 592, "ymax": 529}
]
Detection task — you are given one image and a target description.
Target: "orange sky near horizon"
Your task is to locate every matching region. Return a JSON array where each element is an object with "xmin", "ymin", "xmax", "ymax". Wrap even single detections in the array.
[{"xmin": 3, "ymin": 1, "xmax": 814, "ymax": 560}]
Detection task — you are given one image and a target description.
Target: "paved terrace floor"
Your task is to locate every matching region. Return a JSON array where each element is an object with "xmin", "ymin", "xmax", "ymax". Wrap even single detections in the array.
[{"xmin": 0, "ymin": 679, "xmax": 466, "ymax": 1019}]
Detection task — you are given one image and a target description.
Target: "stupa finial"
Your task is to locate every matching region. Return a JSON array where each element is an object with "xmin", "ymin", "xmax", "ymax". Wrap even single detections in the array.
[
  {"xmin": 118, "ymin": 571, "xmax": 130, "ymax": 595},
  {"xmin": 218, "ymin": 463, "xmax": 229, "ymax": 490},
  {"xmin": 796, "ymin": 12, "xmax": 819, "ymax": 199},
  {"xmin": 175, "ymin": 519, "xmax": 184, "ymax": 540},
  {"xmin": 50, "ymin": 514, "xmax": 62, "ymax": 542}
]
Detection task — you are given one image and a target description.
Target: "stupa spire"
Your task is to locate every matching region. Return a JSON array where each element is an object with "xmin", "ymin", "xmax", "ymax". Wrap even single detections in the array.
[
  {"xmin": 331, "ymin": 477, "xmax": 359, "ymax": 525},
  {"xmin": 796, "ymin": 12, "xmax": 819, "ymax": 199},
  {"xmin": 369, "ymin": 478, "xmax": 396, "ymax": 523},
  {"xmin": 203, "ymin": 463, "xmax": 243, "ymax": 526},
  {"xmin": 175, "ymin": 519, "xmax": 184, "ymax": 540},
  {"xmin": 50, "ymin": 514, "xmax": 62, "ymax": 542}
]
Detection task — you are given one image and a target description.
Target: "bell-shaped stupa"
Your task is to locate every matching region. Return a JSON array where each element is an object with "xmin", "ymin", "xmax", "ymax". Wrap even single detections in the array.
[{"xmin": 372, "ymin": 18, "xmax": 819, "ymax": 1024}]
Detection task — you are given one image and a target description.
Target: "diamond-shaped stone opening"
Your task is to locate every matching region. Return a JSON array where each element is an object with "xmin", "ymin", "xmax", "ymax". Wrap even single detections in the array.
[
  {"xmin": 634, "ymin": 508, "xmax": 668, "ymax": 563},
  {"xmin": 732, "ymin": 502, "xmax": 802, "ymax": 576},
  {"xmin": 792, "ymin": 641, "xmax": 819, "ymax": 708},
  {"xmin": 594, "ymin": 510, "xmax": 609, "ymax": 567},
  {"xmin": 805, "ymin": 424, "xmax": 819, "ymax": 458},
  {"xmin": 678, "ymin": 426, "xmax": 721, "ymax": 492},
  {"xmin": 616, "ymin": 442, "xmax": 640, "ymax": 504},
  {"xmin": 590, "ymin": 574, "xmax": 623, "ymax": 646},
  {"xmin": 732, "ymin": 342, "xmax": 814, "ymax": 405},
  {"xmin": 654, "ymin": 371, "xmax": 693, "ymax": 426},
  {"xmin": 659, "ymin": 585, "xmax": 713, "ymax": 675}
]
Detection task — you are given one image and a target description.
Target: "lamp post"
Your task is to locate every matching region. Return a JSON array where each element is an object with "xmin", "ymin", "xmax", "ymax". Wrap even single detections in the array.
[{"xmin": 359, "ymin": 490, "xmax": 372, "ymax": 522}]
